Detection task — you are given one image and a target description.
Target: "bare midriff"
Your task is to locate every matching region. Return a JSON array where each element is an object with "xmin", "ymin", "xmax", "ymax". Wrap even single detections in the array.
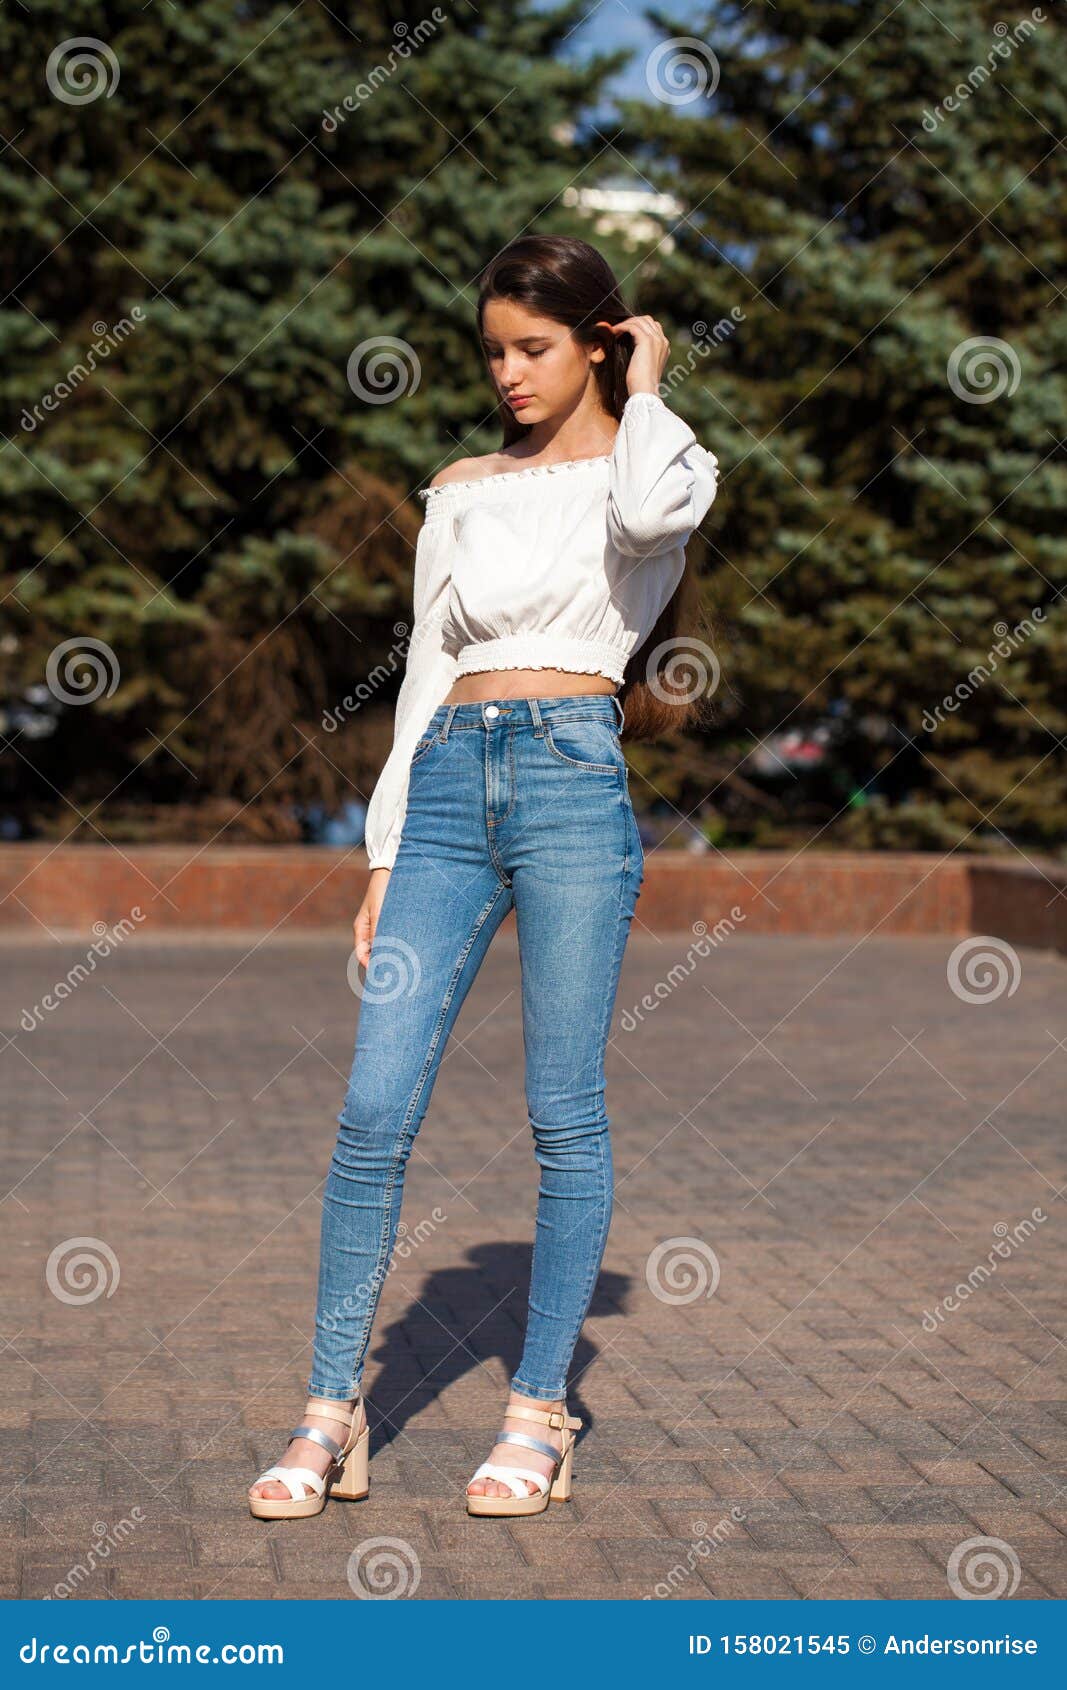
[{"xmin": 444, "ymin": 669, "xmax": 617, "ymax": 704}]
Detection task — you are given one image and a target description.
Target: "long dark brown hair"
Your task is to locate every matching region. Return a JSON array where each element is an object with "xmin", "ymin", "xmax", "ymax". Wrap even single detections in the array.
[{"xmin": 474, "ymin": 234, "xmax": 717, "ymax": 742}]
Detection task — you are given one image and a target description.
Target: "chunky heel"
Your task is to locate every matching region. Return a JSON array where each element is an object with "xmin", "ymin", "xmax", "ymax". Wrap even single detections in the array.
[
  {"xmin": 549, "ymin": 1438, "xmax": 574, "ymax": 1502},
  {"xmin": 249, "ymin": 1392, "xmax": 369, "ymax": 1519},
  {"xmin": 330, "ymin": 1423, "xmax": 370, "ymax": 1500},
  {"xmin": 466, "ymin": 1400, "xmax": 582, "ymax": 1517}
]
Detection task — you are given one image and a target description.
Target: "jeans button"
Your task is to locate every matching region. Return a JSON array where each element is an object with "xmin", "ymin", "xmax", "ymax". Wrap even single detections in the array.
[{"xmin": 485, "ymin": 704, "xmax": 500, "ymax": 718}]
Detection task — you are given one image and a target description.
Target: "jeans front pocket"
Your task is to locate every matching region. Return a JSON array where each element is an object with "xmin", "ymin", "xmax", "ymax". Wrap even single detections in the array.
[
  {"xmin": 543, "ymin": 718, "xmax": 624, "ymax": 777},
  {"xmin": 409, "ymin": 732, "xmax": 438, "ymax": 768}
]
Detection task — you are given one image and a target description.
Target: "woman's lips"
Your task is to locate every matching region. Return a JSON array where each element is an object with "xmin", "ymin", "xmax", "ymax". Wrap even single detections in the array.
[{"xmin": 508, "ymin": 395, "xmax": 532, "ymax": 408}]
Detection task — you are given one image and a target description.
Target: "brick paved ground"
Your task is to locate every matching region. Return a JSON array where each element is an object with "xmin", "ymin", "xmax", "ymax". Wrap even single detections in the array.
[{"xmin": 1, "ymin": 928, "xmax": 1064, "ymax": 1601}]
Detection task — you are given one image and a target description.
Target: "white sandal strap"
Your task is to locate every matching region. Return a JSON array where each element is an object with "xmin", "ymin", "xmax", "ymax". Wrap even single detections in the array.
[
  {"xmin": 257, "ymin": 1464, "xmax": 326, "ymax": 1500},
  {"xmin": 469, "ymin": 1461, "xmax": 550, "ymax": 1498}
]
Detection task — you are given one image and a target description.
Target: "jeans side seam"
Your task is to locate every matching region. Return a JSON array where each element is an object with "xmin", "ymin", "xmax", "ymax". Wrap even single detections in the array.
[
  {"xmin": 555, "ymin": 849, "xmax": 627, "ymax": 1390},
  {"xmin": 341, "ymin": 878, "xmax": 512, "ymax": 1387},
  {"xmin": 512, "ymin": 805, "xmax": 632, "ymax": 1399}
]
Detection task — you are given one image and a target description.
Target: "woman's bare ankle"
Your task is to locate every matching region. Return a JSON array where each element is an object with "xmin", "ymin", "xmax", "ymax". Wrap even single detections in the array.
[
  {"xmin": 249, "ymin": 1398, "xmax": 360, "ymax": 1498},
  {"xmin": 464, "ymin": 1388, "xmax": 565, "ymax": 1499}
]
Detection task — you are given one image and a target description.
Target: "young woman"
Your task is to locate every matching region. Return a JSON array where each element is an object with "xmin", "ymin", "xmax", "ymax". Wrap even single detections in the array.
[{"xmin": 249, "ymin": 234, "xmax": 719, "ymax": 1521}]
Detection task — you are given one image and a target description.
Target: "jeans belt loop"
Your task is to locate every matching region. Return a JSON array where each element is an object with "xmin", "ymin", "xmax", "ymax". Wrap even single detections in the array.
[
  {"xmin": 441, "ymin": 704, "xmax": 458, "ymax": 742},
  {"xmin": 612, "ymin": 692, "xmax": 626, "ymax": 733},
  {"xmin": 528, "ymin": 696, "xmax": 545, "ymax": 738}
]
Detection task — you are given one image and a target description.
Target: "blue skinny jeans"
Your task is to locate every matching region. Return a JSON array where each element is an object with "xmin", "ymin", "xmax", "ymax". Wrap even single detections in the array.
[{"xmin": 307, "ymin": 692, "xmax": 644, "ymax": 1404}]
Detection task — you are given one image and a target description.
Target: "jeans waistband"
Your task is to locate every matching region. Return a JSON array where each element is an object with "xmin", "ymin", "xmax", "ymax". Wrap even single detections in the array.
[{"xmin": 424, "ymin": 691, "xmax": 626, "ymax": 738}]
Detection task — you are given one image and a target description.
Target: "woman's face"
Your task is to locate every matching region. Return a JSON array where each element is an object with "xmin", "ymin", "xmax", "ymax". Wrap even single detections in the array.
[{"xmin": 481, "ymin": 297, "xmax": 604, "ymax": 423}]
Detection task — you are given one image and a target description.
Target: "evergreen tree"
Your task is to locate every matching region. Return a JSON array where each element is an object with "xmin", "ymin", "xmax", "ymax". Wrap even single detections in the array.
[
  {"xmin": 622, "ymin": 0, "xmax": 1065, "ymax": 851},
  {"xmin": 0, "ymin": 0, "xmax": 627, "ymax": 836}
]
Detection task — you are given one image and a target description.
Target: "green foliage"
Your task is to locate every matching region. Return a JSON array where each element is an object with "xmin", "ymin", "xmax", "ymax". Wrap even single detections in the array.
[
  {"xmin": 623, "ymin": 0, "xmax": 1065, "ymax": 850},
  {"xmin": 1, "ymin": 0, "xmax": 1062, "ymax": 853},
  {"xmin": 0, "ymin": 0, "xmax": 625, "ymax": 836}
]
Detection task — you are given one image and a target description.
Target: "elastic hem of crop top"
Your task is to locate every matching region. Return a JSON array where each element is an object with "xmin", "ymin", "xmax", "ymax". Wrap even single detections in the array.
[
  {"xmin": 415, "ymin": 392, "xmax": 671, "ymax": 505},
  {"xmin": 452, "ymin": 631, "xmax": 628, "ymax": 683}
]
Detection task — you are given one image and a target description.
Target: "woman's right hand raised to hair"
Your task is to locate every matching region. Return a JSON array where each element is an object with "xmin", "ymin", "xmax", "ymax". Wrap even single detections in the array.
[{"xmin": 354, "ymin": 867, "xmax": 391, "ymax": 968}]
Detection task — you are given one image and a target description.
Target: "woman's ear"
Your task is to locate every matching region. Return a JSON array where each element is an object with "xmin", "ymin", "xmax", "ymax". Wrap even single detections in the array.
[{"xmin": 589, "ymin": 322, "xmax": 613, "ymax": 366}]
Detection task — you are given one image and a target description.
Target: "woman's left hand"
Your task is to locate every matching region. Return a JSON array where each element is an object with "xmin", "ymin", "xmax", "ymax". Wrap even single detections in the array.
[{"xmin": 596, "ymin": 315, "xmax": 669, "ymax": 398}]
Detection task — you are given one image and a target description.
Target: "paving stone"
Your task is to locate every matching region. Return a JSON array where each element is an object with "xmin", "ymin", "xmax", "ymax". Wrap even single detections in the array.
[{"xmin": 3, "ymin": 931, "xmax": 1064, "ymax": 1600}]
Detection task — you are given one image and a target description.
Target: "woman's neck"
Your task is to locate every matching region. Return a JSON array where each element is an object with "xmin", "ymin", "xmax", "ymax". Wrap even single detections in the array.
[{"xmin": 509, "ymin": 393, "xmax": 618, "ymax": 463}]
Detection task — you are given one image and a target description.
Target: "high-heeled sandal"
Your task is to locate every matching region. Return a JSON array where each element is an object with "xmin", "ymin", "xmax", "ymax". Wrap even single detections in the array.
[
  {"xmin": 248, "ymin": 1393, "xmax": 369, "ymax": 1519},
  {"xmin": 465, "ymin": 1401, "xmax": 583, "ymax": 1517}
]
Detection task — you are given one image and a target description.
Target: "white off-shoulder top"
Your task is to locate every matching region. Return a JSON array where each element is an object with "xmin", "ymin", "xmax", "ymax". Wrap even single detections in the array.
[{"xmin": 363, "ymin": 390, "xmax": 720, "ymax": 869}]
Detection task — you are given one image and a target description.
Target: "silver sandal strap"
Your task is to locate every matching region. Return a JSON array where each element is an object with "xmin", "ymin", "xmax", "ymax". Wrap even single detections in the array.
[
  {"xmin": 289, "ymin": 1424, "xmax": 345, "ymax": 1461},
  {"xmin": 496, "ymin": 1428, "xmax": 561, "ymax": 1462}
]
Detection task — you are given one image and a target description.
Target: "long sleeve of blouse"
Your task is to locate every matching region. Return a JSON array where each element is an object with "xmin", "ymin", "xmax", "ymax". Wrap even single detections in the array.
[
  {"xmin": 605, "ymin": 390, "xmax": 719, "ymax": 556},
  {"xmin": 362, "ymin": 391, "xmax": 719, "ymax": 870},
  {"xmin": 361, "ymin": 519, "xmax": 459, "ymax": 869}
]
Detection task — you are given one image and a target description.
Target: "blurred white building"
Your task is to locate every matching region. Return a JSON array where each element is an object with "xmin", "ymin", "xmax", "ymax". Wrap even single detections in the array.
[{"xmin": 560, "ymin": 180, "xmax": 683, "ymax": 252}]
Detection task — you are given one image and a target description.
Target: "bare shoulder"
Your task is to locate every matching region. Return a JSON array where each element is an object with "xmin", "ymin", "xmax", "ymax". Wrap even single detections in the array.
[{"xmin": 428, "ymin": 451, "xmax": 514, "ymax": 489}]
